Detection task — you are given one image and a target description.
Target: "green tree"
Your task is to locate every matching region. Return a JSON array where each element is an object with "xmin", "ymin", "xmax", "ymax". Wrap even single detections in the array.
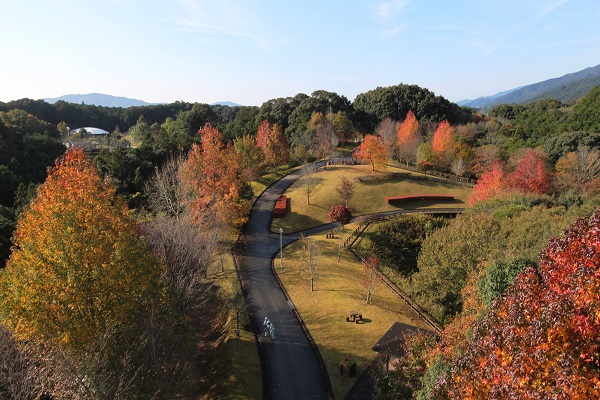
[
  {"xmin": 477, "ymin": 258, "xmax": 534, "ymax": 308},
  {"xmin": 369, "ymin": 215, "xmax": 446, "ymax": 276},
  {"xmin": 353, "ymin": 84, "xmax": 471, "ymax": 133}
]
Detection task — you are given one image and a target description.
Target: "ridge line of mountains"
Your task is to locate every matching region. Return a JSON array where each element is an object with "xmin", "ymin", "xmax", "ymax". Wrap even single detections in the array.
[
  {"xmin": 43, "ymin": 93, "xmax": 242, "ymax": 109},
  {"xmin": 457, "ymin": 63, "xmax": 600, "ymax": 109},
  {"xmin": 43, "ymin": 63, "xmax": 600, "ymax": 109}
]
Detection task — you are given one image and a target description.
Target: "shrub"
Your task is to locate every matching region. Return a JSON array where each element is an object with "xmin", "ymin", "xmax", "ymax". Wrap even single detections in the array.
[{"xmin": 328, "ymin": 205, "xmax": 352, "ymax": 225}]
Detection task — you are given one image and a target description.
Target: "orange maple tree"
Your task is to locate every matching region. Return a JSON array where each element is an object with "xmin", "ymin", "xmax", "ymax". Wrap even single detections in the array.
[
  {"xmin": 255, "ymin": 119, "xmax": 271, "ymax": 149},
  {"xmin": 264, "ymin": 123, "xmax": 290, "ymax": 167},
  {"xmin": 468, "ymin": 160, "xmax": 505, "ymax": 205},
  {"xmin": 431, "ymin": 120, "xmax": 455, "ymax": 167},
  {"xmin": 396, "ymin": 110, "xmax": 421, "ymax": 166},
  {"xmin": 182, "ymin": 123, "xmax": 251, "ymax": 229},
  {"xmin": 0, "ymin": 147, "xmax": 164, "ymax": 350},
  {"xmin": 255, "ymin": 119, "xmax": 290, "ymax": 168},
  {"xmin": 359, "ymin": 134, "xmax": 388, "ymax": 171},
  {"xmin": 397, "ymin": 110, "xmax": 419, "ymax": 145}
]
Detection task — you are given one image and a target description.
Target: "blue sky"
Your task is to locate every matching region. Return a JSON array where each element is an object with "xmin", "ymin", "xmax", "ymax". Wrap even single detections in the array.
[{"xmin": 1, "ymin": 0, "xmax": 599, "ymax": 106}]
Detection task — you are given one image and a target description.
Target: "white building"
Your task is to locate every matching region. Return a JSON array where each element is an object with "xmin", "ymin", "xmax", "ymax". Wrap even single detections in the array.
[{"xmin": 69, "ymin": 127, "xmax": 109, "ymax": 136}]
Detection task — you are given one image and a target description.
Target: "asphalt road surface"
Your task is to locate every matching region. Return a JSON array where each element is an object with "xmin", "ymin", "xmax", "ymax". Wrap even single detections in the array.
[{"xmin": 237, "ymin": 163, "xmax": 335, "ymax": 399}]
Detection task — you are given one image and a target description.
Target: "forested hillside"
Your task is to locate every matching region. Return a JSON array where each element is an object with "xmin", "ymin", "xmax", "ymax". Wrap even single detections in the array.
[{"xmin": 2, "ymin": 80, "xmax": 600, "ymax": 398}]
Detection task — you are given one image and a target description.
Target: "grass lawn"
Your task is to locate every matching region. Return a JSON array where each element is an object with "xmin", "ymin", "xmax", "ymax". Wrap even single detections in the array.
[
  {"xmin": 272, "ymin": 164, "xmax": 472, "ymax": 233},
  {"xmin": 276, "ymin": 229, "xmax": 433, "ymax": 399}
]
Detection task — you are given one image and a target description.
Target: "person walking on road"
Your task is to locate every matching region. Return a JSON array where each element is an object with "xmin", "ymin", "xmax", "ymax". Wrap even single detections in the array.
[
  {"xmin": 269, "ymin": 322, "xmax": 275, "ymax": 341},
  {"xmin": 263, "ymin": 317, "xmax": 270, "ymax": 337}
]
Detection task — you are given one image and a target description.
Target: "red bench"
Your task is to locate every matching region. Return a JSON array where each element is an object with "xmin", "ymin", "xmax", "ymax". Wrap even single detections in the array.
[
  {"xmin": 273, "ymin": 195, "xmax": 287, "ymax": 217},
  {"xmin": 386, "ymin": 195, "xmax": 454, "ymax": 205}
]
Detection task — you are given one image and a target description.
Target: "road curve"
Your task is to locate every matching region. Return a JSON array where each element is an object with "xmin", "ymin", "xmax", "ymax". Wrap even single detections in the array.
[{"xmin": 236, "ymin": 162, "xmax": 332, "ymax": 400}]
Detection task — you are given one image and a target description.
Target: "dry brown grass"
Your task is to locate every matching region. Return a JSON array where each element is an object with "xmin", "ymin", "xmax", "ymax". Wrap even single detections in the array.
[
  {"xmin": 271, "ymin": 164, "xmax": 471, "ymax": 233},
  {"xmin": 277, "ymin": 229, "xmax": 433, "ymax": 399}
]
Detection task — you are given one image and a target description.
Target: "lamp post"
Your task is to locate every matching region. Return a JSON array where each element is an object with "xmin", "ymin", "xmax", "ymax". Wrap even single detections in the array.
[{"xmin": 279, "ymin": 228, "xmax": 283, "ymax": 269}]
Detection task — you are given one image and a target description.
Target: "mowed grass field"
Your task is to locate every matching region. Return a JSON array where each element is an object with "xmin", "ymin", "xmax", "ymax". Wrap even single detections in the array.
[
  {"xmin": 271, "ymin": 163, "xmax": 472, "ymax": 233},
  {"xmin": 276, "ymin": 229, "xmax": 434, "ymax": 399}
]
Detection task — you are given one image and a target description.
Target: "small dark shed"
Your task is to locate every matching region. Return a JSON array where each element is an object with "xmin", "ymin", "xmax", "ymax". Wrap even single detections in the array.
[{"xmin": 372, "ymin": 322, "xmax": 433, "ymax": 370}]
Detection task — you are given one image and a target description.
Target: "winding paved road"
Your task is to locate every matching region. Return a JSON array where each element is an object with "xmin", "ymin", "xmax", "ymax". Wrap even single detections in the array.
[{"xmin": 236, "ymin": 162, "xmax": 335, "ymax": 400}]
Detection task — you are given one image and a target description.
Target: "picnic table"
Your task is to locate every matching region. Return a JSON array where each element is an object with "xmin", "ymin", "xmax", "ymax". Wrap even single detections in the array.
[{"xmin": 346, "ymin": 310, "xmax": 362, "ymax": 323}]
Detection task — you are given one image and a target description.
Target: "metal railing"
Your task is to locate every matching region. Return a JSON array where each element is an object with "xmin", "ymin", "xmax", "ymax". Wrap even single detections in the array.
[{"xmin": 344, "ymin": 208, "xmax": 464, "ymax": 248}]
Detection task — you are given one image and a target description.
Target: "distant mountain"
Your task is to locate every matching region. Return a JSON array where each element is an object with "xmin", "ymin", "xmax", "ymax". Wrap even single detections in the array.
[
  {"xmin": 44, "ymin": 93, "xmax": 153, "ymax": 108},
  {"xmin": 456, "ymin": 87, "xmax": 524, "ymax": 107},
  {"xmin": 212, "ymin": 101, "xmax": 243, "ymax": 107},
  {"xmin": 461, "ymin": 64, "xmax": 600, "ymax": 109},
  {"xmin": 527, "ymin": 75, "xmax": 600, "ymax": 104}
]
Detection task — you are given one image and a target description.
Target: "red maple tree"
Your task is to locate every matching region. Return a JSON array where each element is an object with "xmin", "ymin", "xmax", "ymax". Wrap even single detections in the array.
[
  {"xmin": 256, "ymin": 119, "xmax": 271, "ymax": 149},
  {"xmin": 505, "ymin": 149, "xmax": 553, "ymax": 195},
  {"xmin": 328, "ymin": 205, "xmax": 352, "ymax": 225},
  {"xmin": 468, "ymin": 160, "xmax": 505, "ymax": 205},
  {"xmin": 447, "ymin": 209, "xmax": 600, "ymax": 398}
]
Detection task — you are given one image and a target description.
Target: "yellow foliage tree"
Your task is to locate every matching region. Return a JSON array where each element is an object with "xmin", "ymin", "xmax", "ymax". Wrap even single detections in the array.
[{"xmin": 0, "ymin": 147, "xmax": 165, "ymax": 351}]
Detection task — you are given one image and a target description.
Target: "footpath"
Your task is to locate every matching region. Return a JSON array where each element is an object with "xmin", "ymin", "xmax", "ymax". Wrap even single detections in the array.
[{"xmin": 235, "ymin": 162, "xmax": 332, "ymax": 399}]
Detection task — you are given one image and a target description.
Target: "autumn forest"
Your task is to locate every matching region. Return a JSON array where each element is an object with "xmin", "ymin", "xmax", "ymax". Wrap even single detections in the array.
[{"xmin": 2, "ymin": 83, "xmax": 600, "ymax": 398}]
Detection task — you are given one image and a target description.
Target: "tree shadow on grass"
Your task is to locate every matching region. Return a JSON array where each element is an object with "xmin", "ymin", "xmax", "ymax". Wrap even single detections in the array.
[{"xmin": 389, "ymin": 198, "xmax": 465, "ymax": 209}]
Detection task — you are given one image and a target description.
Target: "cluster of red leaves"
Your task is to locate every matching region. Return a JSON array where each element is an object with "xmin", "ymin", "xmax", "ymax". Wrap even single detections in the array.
[
  {"xmin": 468, "ymin": 160, "xmax": 505, "ymax": 205},
  {"xmin": 417, "ymin": 160, "xmax": 435, "ymax": 171},
  {"xmin": 328, "ymin": 205, "xmax": 352, "ymax": 225},
  {"xmin": 447, "ymin": 209, "xmax": 600, "ymax": 399},
  {"xmin": 468, "ymin": 149, "xmax": 553, "ymax": 205}
]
